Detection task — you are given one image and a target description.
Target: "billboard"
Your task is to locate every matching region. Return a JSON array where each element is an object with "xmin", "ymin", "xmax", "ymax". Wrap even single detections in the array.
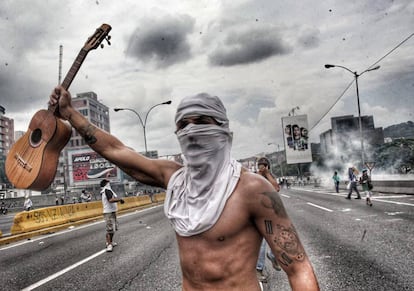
[
  {"xmin": 282, "ymin": 115, "xmax": 312, "ymax": 164},
  {"xmin": 67, "ymin": 148, "xmax": 121, "ymax": 186}
]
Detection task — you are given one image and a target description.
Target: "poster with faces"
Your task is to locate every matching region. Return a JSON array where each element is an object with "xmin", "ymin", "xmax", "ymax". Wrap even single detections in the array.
[{"xmin": 282, "ymin": 115, "xmax": 312, "ymax": 164}]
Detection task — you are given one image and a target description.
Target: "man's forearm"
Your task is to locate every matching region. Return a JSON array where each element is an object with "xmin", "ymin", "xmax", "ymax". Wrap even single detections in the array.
[
  {"xmin": 64, "ymin": 107, "xmax": 120, "ymax": 155},
  {"xmin": 287, "ymin": 263, "xmax": 319, "ymax": 291}
]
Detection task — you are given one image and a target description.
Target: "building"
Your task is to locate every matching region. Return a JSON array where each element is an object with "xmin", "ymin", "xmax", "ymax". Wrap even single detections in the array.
[
  {"xmin": 0, "ymin": 105, "xmax": 14, "ymax": 156},
  {"xmin": 0, "ymin": 106, "xmax": 14, "ymax": 188},
  {"xmin": 54, "ymin": 92, "xmax": 112, "ymax": 193},
  {"xmin": 319, "ymin": 115, "xmax": 384, "ymax": 162}
]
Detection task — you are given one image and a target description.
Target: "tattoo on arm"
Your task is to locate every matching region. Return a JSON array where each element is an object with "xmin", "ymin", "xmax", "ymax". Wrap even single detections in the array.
[
  {"xmin": 260, "ymin": 191, "xmax": 288, "ymax": 218},
  {"xmin": 273, "ymin": 224, "xmax": 305, "ymax": 266},
  {"xmin": 79, "ymin": 124, "xmax": 97, "ymax": 145},
  {"xmin": 265, "ymin": 220, "xmax": 273, "ymax": 234}
]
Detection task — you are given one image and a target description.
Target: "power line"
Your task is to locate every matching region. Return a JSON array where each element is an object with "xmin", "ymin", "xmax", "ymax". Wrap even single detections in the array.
[
  {"xmin": 310, "ymin": 79, "xmax": 354, "ymax": 131},
  {"xmin": 367, "ymin": 32, "xmax": 414, "ymax": 70},
  {"xmin": 310, "ymin": 32, "xmax": 414, "ymax": 132}
]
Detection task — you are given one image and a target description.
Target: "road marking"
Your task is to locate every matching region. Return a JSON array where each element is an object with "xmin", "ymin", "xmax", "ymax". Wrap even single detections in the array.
[
  {"xmin": 293, "ymin": 187, "xmax": 414, "ymax": 207},
  {"xmin": 373, "ymin": 199, "xmax": 414, "ymax": 206},
  {"xmin": 281, "ymin": 194, "xmax": 290, "ymax": 198},
  {"xmin": 21, "ymin": 249, "xmax": 106, "ymax": 291},
  {"xmin": 306, "ymin": 202, "xmax": 333, "ymax": 212}
]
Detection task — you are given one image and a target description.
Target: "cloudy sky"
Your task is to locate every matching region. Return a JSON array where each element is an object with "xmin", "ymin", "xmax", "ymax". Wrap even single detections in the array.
[{"xmin": 1, "ymin": 0, "xmax": 413, "ymax": 159}]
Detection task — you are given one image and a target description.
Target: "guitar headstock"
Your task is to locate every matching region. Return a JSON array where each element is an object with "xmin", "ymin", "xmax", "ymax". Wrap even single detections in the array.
[{"xmin": 83, "ymin": 23, "xmax": 112, "ymax": 51}]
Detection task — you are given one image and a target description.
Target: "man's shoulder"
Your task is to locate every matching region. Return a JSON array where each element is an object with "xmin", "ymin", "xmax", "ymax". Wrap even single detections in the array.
[{"xmin": 237, "ymin": 169, "xmax": 273, "ymax": 193}]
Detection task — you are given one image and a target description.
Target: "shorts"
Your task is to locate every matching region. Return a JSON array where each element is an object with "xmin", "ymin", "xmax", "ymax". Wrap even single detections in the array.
[{"xmin": 104, "ymin": 212, "xmax": 117, "ymax": 234}]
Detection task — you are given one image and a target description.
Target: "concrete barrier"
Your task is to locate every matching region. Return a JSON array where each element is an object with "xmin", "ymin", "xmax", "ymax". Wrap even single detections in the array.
[
  {"xmin": 153, "ymin": 193, "xmax": 166, "ymax": 203},
  {"xmin": 10, "ymin": 195, "xmax": 155, "ymax": 235}
]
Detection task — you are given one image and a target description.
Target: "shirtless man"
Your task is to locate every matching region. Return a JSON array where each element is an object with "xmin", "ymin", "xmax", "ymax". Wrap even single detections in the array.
[{"xmin": 49, "ymin": 88, "xmax": 319, "ymax": 291}]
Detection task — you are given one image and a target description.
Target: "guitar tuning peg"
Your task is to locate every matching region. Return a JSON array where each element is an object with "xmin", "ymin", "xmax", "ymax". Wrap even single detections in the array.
[{"xmin": 105, "ymin": 35, "xmax": 111, "ymax": 46}]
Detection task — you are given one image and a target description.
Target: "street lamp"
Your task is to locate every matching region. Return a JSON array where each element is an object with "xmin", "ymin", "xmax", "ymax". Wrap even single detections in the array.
[
  {"xmin": 324, "ymin": 64, "xmax": 380, "ymax": 166},
  {"xmin": 288, "ymin": 106, "xmax": 300, "ymax": 116},
  {"xmin": 114, "ymin": 100, "xmax": 172, "ymax": 154}
]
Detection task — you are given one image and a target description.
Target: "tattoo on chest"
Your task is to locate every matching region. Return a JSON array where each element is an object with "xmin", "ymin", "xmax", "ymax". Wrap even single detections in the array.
[{"xmin": 261, "ymin": 192, "xmax": 288, "ymax": 218}]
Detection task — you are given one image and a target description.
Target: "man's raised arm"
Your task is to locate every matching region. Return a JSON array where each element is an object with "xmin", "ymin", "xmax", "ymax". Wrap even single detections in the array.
[{"xmin": 49, "ymin": 86, "xmax": 180, "ymax": 188}]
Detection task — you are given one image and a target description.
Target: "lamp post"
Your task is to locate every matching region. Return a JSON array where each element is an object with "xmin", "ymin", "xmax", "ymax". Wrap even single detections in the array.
[
  {"xmin": 114, "ymin": 100, "xmax": 172, "ymax": 155},
  {"xmin": 288, "ymin": 106, "xmax": 300, "ymax": 116},
  {"xmin": 267, "ymin": 142, "xmax": 284, "ymax": 177},
  {"xmin": 324, "ymin": 64, "xmax": 380, "ymax": 166}
]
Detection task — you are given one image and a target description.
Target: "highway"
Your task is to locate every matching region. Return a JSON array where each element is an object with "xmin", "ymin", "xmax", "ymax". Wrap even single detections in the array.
[{"xmin": 0, "ymin": 186, "xmax": 413, "ymax": 290}]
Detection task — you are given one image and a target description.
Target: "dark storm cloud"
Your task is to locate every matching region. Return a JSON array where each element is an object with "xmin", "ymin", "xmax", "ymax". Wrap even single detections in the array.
[
  {"xmin": 0, "ymin": 65, "xmax": 48, "ymax": 111},
  {"xmin": 208, "ymin": 26, "xmax": 291, "ymax": 66},
  {"xmin": 126, "ymin": 14, "xmax": 195, "ymax": 68},
  {"xmin": 0, "ymin": 2, "xmax": 71, "ymax": 111}
]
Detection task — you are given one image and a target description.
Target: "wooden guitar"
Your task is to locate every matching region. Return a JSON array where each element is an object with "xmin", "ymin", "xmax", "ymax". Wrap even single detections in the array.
[{"xmin": 5, "ymin": 24, "xmax": 112, "ymax": 191}]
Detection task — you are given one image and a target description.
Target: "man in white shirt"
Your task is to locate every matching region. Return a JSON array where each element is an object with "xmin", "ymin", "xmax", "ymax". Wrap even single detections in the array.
[{"xmin": 100, "ymin": 179, "xmax": 124, "ymax": 252}]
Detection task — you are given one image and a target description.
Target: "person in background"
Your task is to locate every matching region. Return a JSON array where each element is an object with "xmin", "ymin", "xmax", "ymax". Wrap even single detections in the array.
[
  {"xmin": 346, "ymin": 167, "xmax": 361, "ymax": 200},
  {"xmin": 332, "ymin": 171, "xmax": 340, "ymax": 193},
  {"xmin": 50, "ymin": 87, "xmax": 319, "ymax": 290},
  {"xmin": 23, "ymin": 196, "xmax": 33, "ymax": 211},
  {"xmin": 360, "ymin": 169, "xmax": 373, "ymax": 206},
  {"xmin": 100, "ymin": 179, "xmax": 125, "ymax": 252},
  {"xmin": 255, "ymin": 157, "xmax": 282, "ymax": 284},
  {"xmin": 81, "ymin": 190, "xmax": 92, "ymax": 203}
]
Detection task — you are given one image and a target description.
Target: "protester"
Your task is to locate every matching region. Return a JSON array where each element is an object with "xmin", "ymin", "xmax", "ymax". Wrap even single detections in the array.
[
  {"xmin": 360, "ymin": 169, "xmax": 373, "ymax": 206},
  {"xmin": 332, "ymin": 171, "xmax": 340, "ymax": 193},
  {"xmin": 23, "ymin": 196, "xmax": 33, "ymax": 211},
  {"xmin": 346, "ymin": 167, "xmax": 361, "ymax": 199},
  {"xmin": 255, "ymin": 157, "xmax": 282, "ymax": 284},
  {"xmin": 80, "ymin": 190, "xmax": 92, "ymax": 203},
  {"xmin": 100, "ymin": 179, "xmax": 125, "ymax": 252},
  {"xmin": 49, "ymin": 87, "xmax": 319, "ymax": 290}
]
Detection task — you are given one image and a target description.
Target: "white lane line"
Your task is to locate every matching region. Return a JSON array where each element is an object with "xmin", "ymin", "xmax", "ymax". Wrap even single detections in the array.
[
  {"xmin": 373, "ymin": 199, "xmax": 414, "ymax": 206},
  {"xmin": 21, "ymin": 249, "xmax": 106, "ymax": 291},
  {"xmin": 281, "ymin": 194, "xmax": 290, "ymax": 198},
  {"xmin": 293, "ymin": 187, "xmax": 414, "ymax": 207},
  {"xmin": 306, "ymin": 202, "xmax": 333, "ymax": 212}
]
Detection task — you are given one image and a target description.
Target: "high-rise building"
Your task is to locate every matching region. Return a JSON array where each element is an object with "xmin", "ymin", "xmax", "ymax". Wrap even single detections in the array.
[
  {"xmin": 0, "ymin": 105, "xmax": 14, "ymax": 156},
  {"xmin": 319, "ymin": 115, "xmax": 384, "ymax": 162},
  {"xmin": 54, "ymin": 92, "xmax": 111, "ymax": 190}
]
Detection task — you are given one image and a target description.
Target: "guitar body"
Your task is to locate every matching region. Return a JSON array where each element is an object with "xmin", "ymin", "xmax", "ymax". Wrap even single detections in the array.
[{"xmin": 5, "ymin": 110, "xmax": 72, "ymax": 190}]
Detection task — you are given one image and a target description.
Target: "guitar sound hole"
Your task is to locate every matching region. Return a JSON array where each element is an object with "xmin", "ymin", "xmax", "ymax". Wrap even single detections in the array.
[{"xmin": 30, "ymin": 128, "xmax": 42, "ymax": 147}]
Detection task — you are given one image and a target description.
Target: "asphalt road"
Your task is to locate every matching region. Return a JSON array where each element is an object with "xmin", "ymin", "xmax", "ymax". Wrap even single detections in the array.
[{"xmin": 0, "ymin": 186, "xmax": 413, "ymax": 291}]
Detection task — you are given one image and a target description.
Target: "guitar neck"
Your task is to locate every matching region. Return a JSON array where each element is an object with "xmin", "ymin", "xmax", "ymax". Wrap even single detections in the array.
[
  {"xmin": 61, "ymin": 48, "xmax": 89, "ymax": 90},
  {"xmin": 47, "ymin": 23, "xmax": 111, "ymax": 115},
  {"xmin": 48, "ymin": 48, "xmax": 89, "ymax": 114}
]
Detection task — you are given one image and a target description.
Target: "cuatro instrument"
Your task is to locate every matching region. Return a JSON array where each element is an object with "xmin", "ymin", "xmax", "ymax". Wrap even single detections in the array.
[{"xmin": 6, "ymin": 24, "xmax": 112, "ymax": 190}]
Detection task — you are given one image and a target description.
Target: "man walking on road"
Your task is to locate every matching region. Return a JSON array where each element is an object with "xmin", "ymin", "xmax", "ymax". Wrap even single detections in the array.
[
  {"xmin": 346, "ymin": 167, "xmax": 361, "ymax": 200},
  {"xmin": 50, "ymin": 87, "xmax": 319, "ymax": 290},
  {"xmin": 100, "ymin": 179, "xmax": 124, "ymax": 252}
]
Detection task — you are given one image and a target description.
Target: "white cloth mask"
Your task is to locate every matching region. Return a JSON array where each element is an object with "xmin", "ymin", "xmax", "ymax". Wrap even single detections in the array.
[{"xmin": 164, "ymin": 123, "xmax": 241, "ymax": 236}]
